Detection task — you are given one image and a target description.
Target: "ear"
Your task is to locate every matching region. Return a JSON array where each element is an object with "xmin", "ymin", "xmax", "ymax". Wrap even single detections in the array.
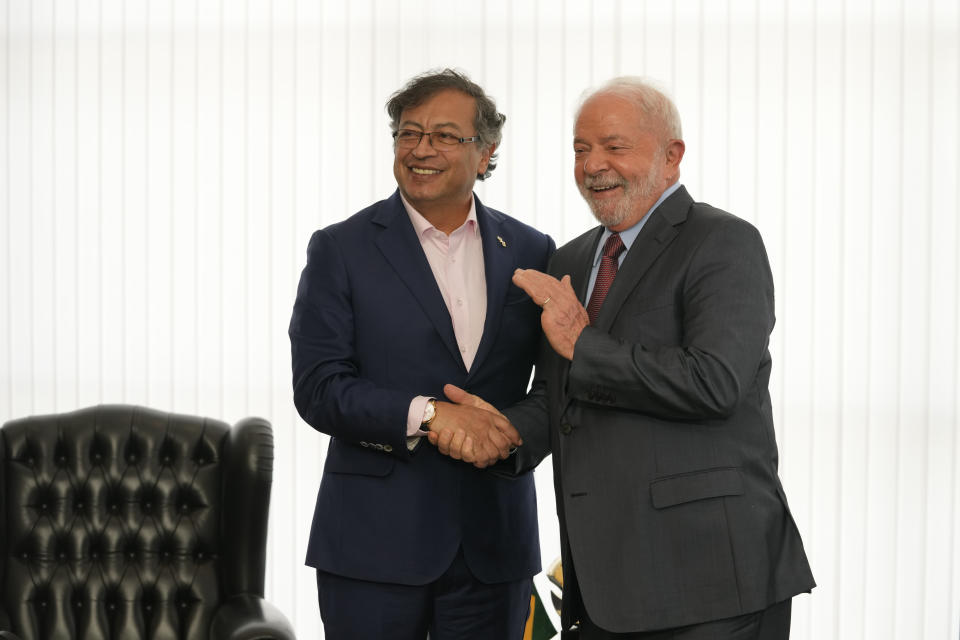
[
  {"xmin": 476, "ymin": 143, "xmax": 496, "ymax": 179},
  {"xmin": 665, "ymin": 139, "xmax": 684, "ymax": 166},
  {"xmin": 664, "ymin": 139, "xmax": 685, "ymax": 179}
]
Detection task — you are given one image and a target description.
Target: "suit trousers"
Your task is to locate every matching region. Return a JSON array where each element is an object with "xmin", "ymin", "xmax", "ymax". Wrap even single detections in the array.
[
  {"xmin": 577, "ymin": 599, "xmax": 792, "ymax": 640},
  {"xmin": 315, "ymin": 546, "xmax": 531, "ymax": 640}
]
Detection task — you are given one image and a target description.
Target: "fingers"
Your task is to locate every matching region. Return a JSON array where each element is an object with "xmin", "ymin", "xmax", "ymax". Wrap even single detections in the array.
[
  {"xmin": 491, "ymin": 416, "xmax": 523, "ymax": 447},
  {"xmin": 443, "ymin": 383, "xmax": 499, "ymax": 414},
  {"xmin": 426, "ymin": 398, "xmax": 521, "ymax": 466},
  {"xmin": 443, "ymin": 383, "xmax": 470, "ymax": 403},
  {"xmin": 443, "ymin": 384, "xmax": 515, "ymax": 446},
  {"xmin": 483, "ymin": 425, "xmax": 513, "ymax": 455},
  {"xmin": 443, "ymin": 429, "xmax": 474, "ymax": 463},
  {"xmin": 512, "ymin": 269, "xmax": 554, "ymax": 304},
  {"xmin": 434, "ymin": 427, "xmax": 454, "ymax": 458},
  {"xmin": 514, "ymin": 269, "xmax": 582, "ymax": 314},
  {"xmin": 560, "ymin": 275, "xmax": 590, "ymax": 324}
]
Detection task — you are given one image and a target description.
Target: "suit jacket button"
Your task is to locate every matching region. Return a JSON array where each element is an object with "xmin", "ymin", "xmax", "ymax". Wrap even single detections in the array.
[{"xmin": 560, "ymin": 423, "xmax": 573, "ymax": 435}]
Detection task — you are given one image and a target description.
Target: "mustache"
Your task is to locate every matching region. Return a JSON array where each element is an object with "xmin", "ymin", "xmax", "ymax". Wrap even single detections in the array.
[{"xmin": 581, "ymin": 175, "xmax": 626, "ymax": 190}]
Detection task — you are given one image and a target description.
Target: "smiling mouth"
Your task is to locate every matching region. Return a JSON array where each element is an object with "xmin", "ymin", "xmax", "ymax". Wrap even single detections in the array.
[
  {"xmin": 590, "ymin": 184, "xmax": 620, "ymax": 193},
  {"xmin": 411, "ymin": 167, "xmax": 441, "ymax": 175}
]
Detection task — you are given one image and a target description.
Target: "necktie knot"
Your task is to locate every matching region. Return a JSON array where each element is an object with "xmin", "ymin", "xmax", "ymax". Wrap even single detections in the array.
[{"xmin": 602, "ymin": 233, "xmax": 626, "ymax": 260}]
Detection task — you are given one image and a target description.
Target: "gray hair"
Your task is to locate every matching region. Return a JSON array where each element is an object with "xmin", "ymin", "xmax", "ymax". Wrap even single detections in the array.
[
  {"xmin": 386, "ymin": 68, "xmax": 506, "ymax": 180},
  {"xmin": 576, "ymin": 77, "xmax": 683, "ymax": 142}
]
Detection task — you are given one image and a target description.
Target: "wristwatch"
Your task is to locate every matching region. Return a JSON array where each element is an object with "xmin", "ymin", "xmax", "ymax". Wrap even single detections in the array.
[{"xmin": 420, "ymin": 399, "xmax": 437, "ymax": 431}]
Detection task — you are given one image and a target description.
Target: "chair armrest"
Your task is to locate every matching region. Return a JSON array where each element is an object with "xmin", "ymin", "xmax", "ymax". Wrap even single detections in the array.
[
  {"xmin": 209, "ymin": 594, "xmax": 296, "ymax": 640},
  {"xmin": 0, "ymin": 608, "xmax": 20, "ymax": 639}
]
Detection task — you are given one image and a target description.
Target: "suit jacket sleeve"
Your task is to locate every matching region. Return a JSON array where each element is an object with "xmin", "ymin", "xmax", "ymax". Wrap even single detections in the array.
[
  {"xmin": 568, "ymin": 216, "xmax": 775, "ymax": 421},
  {"xmin": 289, "ymin": 228, "xmax": 413, "ymax": 456},
  {"xmin": 501, "ymin": 342, "xmax": 552, "ymax": 473}
]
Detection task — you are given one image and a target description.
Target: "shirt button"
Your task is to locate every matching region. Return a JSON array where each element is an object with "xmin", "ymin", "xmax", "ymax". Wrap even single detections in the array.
[{"xmin": 456, "ymin": 298, "xmax": 463, "ymax": 306}]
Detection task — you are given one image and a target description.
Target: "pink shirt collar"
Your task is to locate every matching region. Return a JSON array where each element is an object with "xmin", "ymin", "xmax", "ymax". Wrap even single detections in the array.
[{"xmin": 399, "ymin": 193, "xmax": 480, "ymax": 238}]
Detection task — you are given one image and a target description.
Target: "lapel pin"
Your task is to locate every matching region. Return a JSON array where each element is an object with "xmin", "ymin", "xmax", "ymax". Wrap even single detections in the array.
[{"xmin": 497, "ymin": 236, "xmax": 507, "ymax": 247}]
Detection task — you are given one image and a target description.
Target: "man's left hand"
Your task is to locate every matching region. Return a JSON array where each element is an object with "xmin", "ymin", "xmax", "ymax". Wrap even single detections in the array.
[{"xmin": 513, "ymin": 269, "xmax": 589, "ymax": 361}]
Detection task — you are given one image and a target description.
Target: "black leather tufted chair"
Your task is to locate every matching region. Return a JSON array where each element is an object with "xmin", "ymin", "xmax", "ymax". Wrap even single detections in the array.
[{"xmin": 0, "ymin": 405, "xmax": 296, "ymax": 640}]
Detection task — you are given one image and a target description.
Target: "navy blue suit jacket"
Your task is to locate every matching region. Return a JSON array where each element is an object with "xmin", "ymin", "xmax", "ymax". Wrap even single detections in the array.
[{"xmin": 289, "ymin": 190, "xmax": 554, "ymax": 585}]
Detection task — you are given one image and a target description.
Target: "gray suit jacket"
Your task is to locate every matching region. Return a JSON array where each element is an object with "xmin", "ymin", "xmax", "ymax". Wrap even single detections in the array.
[{"xmin": 506, "ymin": 186, "xmax": 815, "ymax": 633}]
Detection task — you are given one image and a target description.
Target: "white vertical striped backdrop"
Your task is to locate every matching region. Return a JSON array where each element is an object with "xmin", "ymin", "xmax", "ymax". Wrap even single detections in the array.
[{"xmin": 2, "ymin": 0, "xmax": 959, "ymax": 638}]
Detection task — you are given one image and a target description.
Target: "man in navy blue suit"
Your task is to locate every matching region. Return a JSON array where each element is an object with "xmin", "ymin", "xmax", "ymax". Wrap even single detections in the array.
[{"xmin": 289, "ymin": 69, "xmax": 554, "ymax": 639}]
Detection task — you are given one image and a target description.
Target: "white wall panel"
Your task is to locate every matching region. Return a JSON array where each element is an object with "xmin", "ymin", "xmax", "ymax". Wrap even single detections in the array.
[
  {"xmin": 0, "ymin": 0, "xmax": 10, "ymax": 416},
  {"xmin": 2, "ymin": 1, "xmax": 959, "ymax": 638}
]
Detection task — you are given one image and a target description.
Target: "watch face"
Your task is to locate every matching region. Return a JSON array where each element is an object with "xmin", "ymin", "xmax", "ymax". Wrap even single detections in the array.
[{"xmin": 422, "ymin": 400, "xmax": 436, "ymax": 428}]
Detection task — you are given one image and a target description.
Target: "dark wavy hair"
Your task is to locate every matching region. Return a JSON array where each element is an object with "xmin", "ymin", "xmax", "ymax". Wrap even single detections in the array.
[{"xmin": 386, "ymin": 68, "xmax": 506, "ymax": 180}]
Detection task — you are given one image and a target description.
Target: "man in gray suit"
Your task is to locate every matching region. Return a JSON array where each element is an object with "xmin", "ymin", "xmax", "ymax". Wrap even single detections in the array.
[{"xmin": 435, "ymin": 77, "xmax": 815, "ymax": 638}]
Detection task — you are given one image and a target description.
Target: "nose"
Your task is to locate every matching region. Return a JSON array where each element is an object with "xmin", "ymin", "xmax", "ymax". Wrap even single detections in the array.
[
  {"xmin": 580, "ymin": 151, "xmax": 608, "ymax": 176},
  {"xmin": 411, "ymin": 133, "xmax": 439, "ymax": 157}
]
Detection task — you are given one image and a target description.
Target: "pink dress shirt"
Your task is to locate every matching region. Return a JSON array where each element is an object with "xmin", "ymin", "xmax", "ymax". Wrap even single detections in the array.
[{"xmin": 400, "ymin": 194, "xmax": 487, "ymax": 437}]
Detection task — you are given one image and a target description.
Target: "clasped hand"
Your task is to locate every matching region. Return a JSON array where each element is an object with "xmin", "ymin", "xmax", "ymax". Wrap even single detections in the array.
[{"xmin": 426, "ymin": 384, "xmax": 521, "ymax": 469}]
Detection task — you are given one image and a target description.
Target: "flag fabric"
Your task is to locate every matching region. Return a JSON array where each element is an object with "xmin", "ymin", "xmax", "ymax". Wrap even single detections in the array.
[{"xmin": 523, "ymin": 586, "xmax": 558, "ymax": 640}]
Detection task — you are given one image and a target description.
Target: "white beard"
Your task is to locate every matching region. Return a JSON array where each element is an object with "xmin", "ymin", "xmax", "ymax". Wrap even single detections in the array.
[{"xmin": 579, "ymin": 150, "xmax": 664, "ymax": 227}]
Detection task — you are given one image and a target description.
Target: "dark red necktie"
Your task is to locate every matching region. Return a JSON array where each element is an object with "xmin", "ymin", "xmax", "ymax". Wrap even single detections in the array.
[{"xmin": 586, "ymin": 232, "xmax": 626, "ymax": 324}]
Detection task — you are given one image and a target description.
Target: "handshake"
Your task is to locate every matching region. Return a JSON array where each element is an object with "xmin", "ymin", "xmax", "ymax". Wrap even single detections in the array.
[{"xmin": 425, "ymin": 384, "xmax": 522, "ymax": 469}]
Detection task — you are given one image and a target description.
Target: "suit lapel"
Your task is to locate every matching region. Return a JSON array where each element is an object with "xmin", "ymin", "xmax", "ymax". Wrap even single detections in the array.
[
  {"xmin": 466, "ymin": 197, "xmax": 511, "ymax": 379},
  {"xmin": 568, "ymin": 227, "xmax": 605, "ymax": 304},
  {"xmin": 372, "ymin": 191, "xmax": 463, "ymax": 367},
  {"xmin": 592, "ymin": 186, "xmax": 692, "ymax": 330},
  {"xmin": 553, "ymin": 187, "xmax": 693, "ymax": 414}
]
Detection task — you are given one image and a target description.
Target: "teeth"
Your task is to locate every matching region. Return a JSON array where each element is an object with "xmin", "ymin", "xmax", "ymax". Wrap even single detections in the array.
[{"xmin": 411, "ymin": 168, "xmax": 441, "ymax": 175}]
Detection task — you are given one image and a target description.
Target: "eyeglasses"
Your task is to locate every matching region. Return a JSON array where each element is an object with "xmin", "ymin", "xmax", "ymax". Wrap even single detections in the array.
[{"xmin": 392, "ymin": 129, "xmax": 481, "ymax": 149}]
